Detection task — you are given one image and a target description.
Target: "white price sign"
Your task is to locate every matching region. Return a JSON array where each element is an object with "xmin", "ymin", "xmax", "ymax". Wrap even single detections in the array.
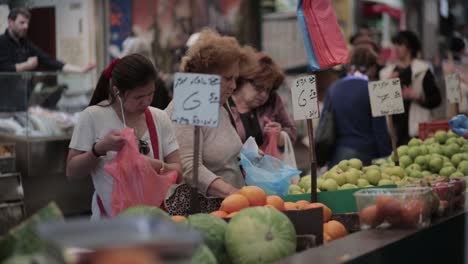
[
  {"xmin": 368, "ymin": 78, "xmax": 405, "ymax": 117},
  {"xmin": 445, "ymin": 73, "xmax": 461, "ymax": 103},
  {"xmin": 172, "ymin": 73, "xmax": 220, "ymax": 127},
  {"xmin": 291, "ymin": 75, "xmax": 319, "ymax": 121}
]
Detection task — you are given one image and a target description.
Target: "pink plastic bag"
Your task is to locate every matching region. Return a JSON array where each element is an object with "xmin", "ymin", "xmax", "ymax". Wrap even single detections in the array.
[
  {"xmin": 104, "ymin": 128, "xmax": 177, "ymax": 216},
  {"xmin": 260, "ymin": 131, "xmax": 281, "ymax": 159}
]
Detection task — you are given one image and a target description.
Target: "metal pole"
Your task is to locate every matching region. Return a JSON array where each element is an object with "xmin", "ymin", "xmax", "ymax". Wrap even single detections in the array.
[
  {"xmin": 190, "ymin": 126, "xmax": 201, "ymax": 214},
  {"xmin": 307, "ymin": 120, "xmax": 317, "ymax": 202}
]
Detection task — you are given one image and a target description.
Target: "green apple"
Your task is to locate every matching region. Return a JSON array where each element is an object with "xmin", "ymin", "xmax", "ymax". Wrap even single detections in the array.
[
  {"xmin": 408, "ymin": 147, "xmax": 421, "ymax": 160},
  {"xmin": 298, "ymin": 175, "xmax": 312, "ymax": 190},
  {"xmin": 340, "ymin": 183, "xmax": 358, "ymax": 190},
  {"xmin": 422, "ymin": 170, "xmax": 432, "ymax": 177},
  {"xmin": 381, "ymin": 173, "xmax": 391, "ymax": 180},
  {"xmin": 362, "ymin": 165, "xmax": 378, "ymax": 173},
  {"xmin": 458, "ymin": 160, "xmax": 468, "ymax": 175},
  {"xmin": 424, "ymin": 138, "xmax": 436, "ymax": 145},
  {"xmin": 289, "ymin": 184, "xmax": 303, "ymax": 194},
  {"xmin": 434, "ymin": 131, "xmax": 448, "ymax": 144},
  {"xmin": 429, "ymin": 156, "xmax": 443, "ymax": 173},
  {"xmin": 390, "ymin": 176, "xmax": 401, "ymax": 182},
  {"xmin": 397, "ymin": 145, "xmax": 409, "ymax": 156},
  {"xmin": 446, "ymin": 137, "xmax": 459, "ymax": 145},
  {"xmin": 373, "ymin": 158, "xmax": 387, "ymax": 166},
  {"xmin": 451, "ymin": 153, "xmax": 464, "ymax": 167},
  {"xmin": 338, "ymin": 160, "xmax": 349, "ymax": 172},
  {"xmin": 447, "ymin": 130, "xmax": 458, "ymax": 138},
  {"xmin": 419, "ymin": 145, "xmax": 428, "ymax": 155},
  {"xmin": 378, "ymin": 179, "xmax": 394, "ymax": 186},
  {"xmin": 364, "ymin": 169, "xmax": 381, "ymax": 185},
  {"xmin": 450, "ymin": 171, "xmax": 464, "ymax": 179},
  {"xmin": 439, "ymin": 166, "xmax": 457, "ymax": 177},
  {"xmin": 322, "ymin": 178, "xmax": 338, "ymax": 191},
  {"xmin": 317, "ymin": 178, "xmax": 325, "ymax": 189},
  {"xmin": 407, "ymin": 163, "xmax": 422, "ymax": 172},
  {"xmin": 306, "ymin": 188, "xmax": 311, "ymax": 193},
  {"xmin": 414, "ymin": 156, "xmax": 427, "ymax": 167},
  {"xmin": 409, "ymin": 170, "xmax": 423, "ymax": 178},
  {"xmin": 348, "ymin": 158, "xmax": 363, "ymax": 170},
  {"xmin": 344, "ymin": 171, "xmax": 359, "ymax": 185},
  {"xmin": 331, "ymin": 172, "xmax": 346, "ymax": 186},
  {"xmin": 399, "ymin": 155, "xmax": 413, "ymax": 168},
  {"xmin": 457, "ymin": 137, "xmax": 467, "ymax": 146},
  {"xmin": 428, "ymin": 144, "xmax": 442, "ymax": 155},
  {"xmin": 408, "ymin": 138, "xmax": 423, "ymax": 147},
  {"xmin": 357, "ymin": 178, "xmax": 370, "ymax": 188},
  {"xmin": 390, "ymin": 166, "xmax": 406, "ymax": 179}
]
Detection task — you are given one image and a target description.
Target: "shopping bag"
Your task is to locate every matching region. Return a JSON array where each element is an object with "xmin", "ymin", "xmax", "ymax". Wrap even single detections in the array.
[
  {"xmin": 449, "ymin": 114, "xmax": 468, "ymax": 136},
  {"xmin": 104, "ymin": 128, "xmax": 177, "ymax": 216},
  {"xmin": 297, "ymin": 0, "xmax": 349, "ymax": 70},
  {"xmin": 260, "ymin": 131, "xmax": 281, "ymax": 159},
  {"xmin": 240, "ymin": 149, "xmax": 301, "ymax": 196}
]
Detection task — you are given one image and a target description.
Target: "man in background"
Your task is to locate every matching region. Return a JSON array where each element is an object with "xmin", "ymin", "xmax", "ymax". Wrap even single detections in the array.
[{"xmin": 0, "ymin": 7, "xmax": 95, "ymax": 72}]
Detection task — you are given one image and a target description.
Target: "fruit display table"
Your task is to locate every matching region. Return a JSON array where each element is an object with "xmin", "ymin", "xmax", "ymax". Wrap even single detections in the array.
[{"xmin": 279, "ymin": 196, "xmax": 468, "ymax": 264}]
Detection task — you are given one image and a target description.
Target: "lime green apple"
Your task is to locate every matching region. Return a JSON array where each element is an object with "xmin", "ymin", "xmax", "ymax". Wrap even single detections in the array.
[
  {"xmin": 447, "ymin": 130, "xmax": 458, "ymax": 138},
  {"xmin": 322, "ymin": 178, "xmax": 339, "ymax": 191},
  {"xmin": 422, "ymin": 170, "xmax": 432, "ymax": 177},
  {"xmin": 390, "ymin": 176, "xmax": 401, "ymax": 182},
  {"xmin": 340, "ymin": 183, "xmax": 358, "ymax": 190},
  {"xmin": 357, "ymin": 178, "xmax": 370, "ymax": 188},
  {"xmin": 424, "ymin": 138, "xmax": 436, "ymax": 145},
  {"xmin": 440, "ymin": 166, "xmax": 457, "ymax": 177},
  {"xmin": 451, "ymin": 153, "xmax": 464, "ymax": 167},
  {"xmin": 330, "ymin": 172, "xmax": 346, "ymax": 186},
  {"xmin": 408, "ymin": 146, "xmax": 421, "ymax": 160},
  {"xmin": 408, "ymin": 138, "xmax": 423, "ymax": 147},
  {"xmin": 399, "ymin": 155, "xmax": 413, "ymax": 168},
  {"xmin": 409, "ymin": 170, "xmax": 423, "ymax": 178},
  {"xmin": 419, "ymin": 145, "xmax": 428, "ymax": 155},
  {"xmin": 429, "ymin": 156, "xmax": 444, "ymax": 173},
  {"xmin": 397, "ymin": 145, "xmax": 409, "ymax": 157},
  {"xmin": 317, "ymin": 178, "xmax": 325, "ymax": 189},
  {"xmin": 338, "ymin": 160, "xmax": 349, "ymax": 172},
  {"xmin": 434, "ymin": 131, "xmax": 448, "ymax": 144},
  {"xmin": 390, "ymin": 166, "xmax": 406, "ymax": 179},
  {"xmin": 344, "ymin": 171, "xmax": 359, "ymax": 185},
  {"xmin": 450, "ymin": 171, "xmax": 464, "ymax": 179},
  {"xmin": 457, "ymin": 160, "xmax": 468, "ymax": 175},
  {"xmin": 289, "ymin": 184, "xmax": 303, "ymax": 194},
  {"xmin": 348, "ymin": 158, "xmax": 363, "ymax": 170},
  {"xmin": 298, "ymin": 175, "xmax": 312, "ymax": 190},
  {"xmin": 414, "ymin": 156, "xmax": 427, "ymax": 167},
  {"xmin": 446, "ymin": 137, "xmax": 459, "ymax": 145},
  {"xmin": 378, "ymin": 179, "xmax": 394, "ymax": 186},
  {"xmin": 364, "ymin": 169, "xmax": 381, "ymax": 185}
]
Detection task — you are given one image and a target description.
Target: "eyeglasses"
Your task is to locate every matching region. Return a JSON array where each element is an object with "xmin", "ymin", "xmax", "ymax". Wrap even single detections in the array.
[{"xmin": 139, "ymin": 139, "xmax": 150, "ymax": 155}]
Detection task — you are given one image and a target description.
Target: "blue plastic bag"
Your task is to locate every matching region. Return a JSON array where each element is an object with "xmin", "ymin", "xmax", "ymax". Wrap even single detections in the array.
[
  {"xmin": 240, "ymin": 151, "xmax": 301, "ymax": 197},
  {"xmin": 449, "ymin": 114, "xmax": 468, "ymax": 137}
]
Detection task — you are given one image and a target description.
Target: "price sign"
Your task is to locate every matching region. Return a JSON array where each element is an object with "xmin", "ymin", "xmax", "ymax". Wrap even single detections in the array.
[
  {"xmin": 291, "ymin": 75, "xmax": 319, "ymax": 121},
  {"xmin": 445, "ymin": 73, "xmax": 461, "ymax": 103},
  {"xmin": 368, "ymin": 78, "xmax": 405, "ymax": 117},
  {"xmin": 172, "ymin": 73, "xmax": 220, "ymax": 127}
]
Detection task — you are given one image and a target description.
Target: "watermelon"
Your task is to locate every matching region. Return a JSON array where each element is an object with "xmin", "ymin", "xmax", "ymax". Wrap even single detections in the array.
[
  {"xmin": 118, "ymin": 205, "xmax": 170, "ymax": 220},
  {"xmin": 225, "ymin": 207, "xmax": 296, "ymax": 264},
  {"xmin": 192, "ymin": 244, "xmax": 218, "ymax": 264},
  {"xmin": 0, "ymin": 202, "xmax": 63, "ymax": 261},
  {"xmin": 187, "ymin": 214, "xmax": 229, "ymax": 263}
]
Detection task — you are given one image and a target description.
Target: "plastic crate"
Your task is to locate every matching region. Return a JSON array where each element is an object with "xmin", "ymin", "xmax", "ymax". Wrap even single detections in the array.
[
  {"xmin": 0, "ymin": 143, "xmax": 15, "ymax": 173},
  {"xmin": 418, "ymin": 120, "xmax": 450, "ymax": 140}
]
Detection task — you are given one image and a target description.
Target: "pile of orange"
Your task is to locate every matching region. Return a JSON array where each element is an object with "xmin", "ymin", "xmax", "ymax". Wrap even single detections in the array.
[
  {"xmin": 208, "ymin": 186, "xmax": 286, "ymax": 218},
  {"xmin": 323, "ymin": 220, "xmax": 348, "ymax": 243}
]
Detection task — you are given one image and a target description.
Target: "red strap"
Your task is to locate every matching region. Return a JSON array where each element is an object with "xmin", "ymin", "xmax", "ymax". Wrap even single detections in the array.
[
  {"xmin": 96, "ymin": 194, "xmax": 108, "ymax": 217},
  {"xmin": 145, "ymin": 108, "xmax": 160, "ymax": 159}
]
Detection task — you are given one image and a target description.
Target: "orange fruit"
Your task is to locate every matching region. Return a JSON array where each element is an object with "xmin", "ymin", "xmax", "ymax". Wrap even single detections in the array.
[
  {"xmin": 323, "ymin": 232, "xmax": 332, "ymax": 243},
  {"xmin": 265, "ymin": 195, "xmax": 285, "ymax": 211},
  {"xmin": 226, "ymin": 211, "xmax": 238, "ymax": 218},
  {"xmin": 324, "ymin": 220, "xmax": 347, "ymax": 240},
  {"xmin": 284, "ymin": 202, "xmax": 299, "ymax": 210},
  {"xmin": 238, "ymin": 186, "xmax": 267, "ymax": 206},
  {"xmin": 210, "ymin": 210, "xmax": 228, "ymax": 218},
  {"xmin": 304, "ymin": 203, "xmax": 332, "ymax": 222},
  {"xmin": 295, "ymin": 200, "xmax": 310, "ymax": 209},
  {"xmin": 171, "ymin": 215, "xmax": 187, "ymax": 223},
  {"xmin": 220, "ymin": 194, "xmax": 250, "ymax": 213}
]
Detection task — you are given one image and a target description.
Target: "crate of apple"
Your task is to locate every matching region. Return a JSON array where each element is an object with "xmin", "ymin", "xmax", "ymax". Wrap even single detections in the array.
[{"xmin": 354, "ymin": 187, "xmax": 433, "ymax": 230}]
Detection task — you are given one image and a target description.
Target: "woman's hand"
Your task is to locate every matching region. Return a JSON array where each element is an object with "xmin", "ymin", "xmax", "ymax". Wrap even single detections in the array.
[
  {"xmin": 265, "ymin": 120, "xmax": 284, "ymax": 147},
  {"xmin": 95, "ymin": 130, "xmax": 125, "ymax": 155},
  {"xmin": 402, "ymin": 85, "xmax": 420, "ymax": 101}
]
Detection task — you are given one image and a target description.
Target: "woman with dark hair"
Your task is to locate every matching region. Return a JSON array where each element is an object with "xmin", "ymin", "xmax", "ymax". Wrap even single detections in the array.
[
  {"xmin": 317, "ymin": 46, "xmax": 392, "ymax": 168},
  {"xmin": 380, "ymin": 30, "xmax": 441, "ymax": 146},
  {"xmin": 66, "ymin": 54, "xmax": 181, "ymax": 219}
]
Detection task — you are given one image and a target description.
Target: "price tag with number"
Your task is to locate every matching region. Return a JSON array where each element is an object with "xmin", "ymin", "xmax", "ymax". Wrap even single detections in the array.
[
  {"xmin": 291, "ymin": 75, "xmax": 319, "ymax": 121},
  {"xmin": 368, "ymin": 78, "xmax": 405, "ymax": 117},
  {"xmin": 445, "ymin": 73, "xmax": 461, "ymax": 103},
  {"xmin": 172, "ymin": 73, "xmax": 220, "ymax": 127}
]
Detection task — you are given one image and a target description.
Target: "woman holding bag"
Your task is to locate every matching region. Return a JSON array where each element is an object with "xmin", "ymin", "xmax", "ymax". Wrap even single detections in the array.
[
  {"xmin": 227, "ymin": 46, "xmax": 297, "ymax": 166},
  {"xmin": 66, "ymin": 54, "xmax": 181, "ymax": 219},
  {"xmin": 165, "ymin": 29, "xmax": 245, "ymax": 214}
]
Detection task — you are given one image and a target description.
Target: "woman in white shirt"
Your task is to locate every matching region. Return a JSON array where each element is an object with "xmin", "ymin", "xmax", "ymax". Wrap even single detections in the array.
[{"xmin": 66, "ymin": 54, "xmax": 181, "ymax": 219}]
